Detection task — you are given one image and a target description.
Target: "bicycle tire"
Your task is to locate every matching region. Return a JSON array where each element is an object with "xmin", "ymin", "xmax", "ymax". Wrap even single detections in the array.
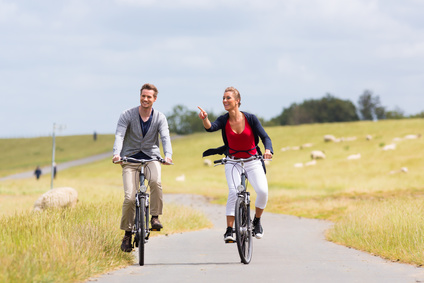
[
  {"xmin": 235, "ymin": 194, "xmax": 253, "ymax": 264},
  {"xmin": 138, "ymin": 196, "xmax": 146, "ymax": 266}
]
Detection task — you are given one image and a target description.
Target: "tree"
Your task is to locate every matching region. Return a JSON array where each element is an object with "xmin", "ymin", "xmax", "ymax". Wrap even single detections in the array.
[
  {"xmin": 269, "ymin": 94, "xmax": 359, "ymax": 126},
  {"xmin": 385, "ymin": 107, "xmax": 405, "ymax": 119},
  {"xmin": 357, "ymin": 90, "xmax": 385, "ymax": 120},
  {"xmin": 167, "ymin": 105, "xmax": 217, "ymax": 135}
]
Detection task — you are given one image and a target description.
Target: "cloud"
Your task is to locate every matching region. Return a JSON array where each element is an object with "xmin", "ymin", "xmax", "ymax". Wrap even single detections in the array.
[{"xmin": 1, "ymin": 0, "xmax": 424, "ymax": 137}]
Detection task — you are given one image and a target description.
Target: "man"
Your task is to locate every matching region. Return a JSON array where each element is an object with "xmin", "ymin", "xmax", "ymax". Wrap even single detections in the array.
[{"xmin": 113, "ymin": 83, "xmax": 173, "ymax": 252}]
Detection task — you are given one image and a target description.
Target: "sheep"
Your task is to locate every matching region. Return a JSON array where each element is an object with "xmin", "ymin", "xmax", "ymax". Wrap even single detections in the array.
[
  {"xmin": 301, "ymin": 143, "xmax": 313, "ymax": 149},
  {"xmin": 324, "ymin": 135, "xmax": 337, "ymax": 142},
  {"xmin": 311, "ymin": 150, "xmax": 326, "ymax": 160},
  {"xmin": 175, "ymin": 174, "xmax": 185, "ymax": 182},
  {"xmin": 305, "ymin": 160, "xmax": 317, "ymax": 166},
  {"xmin": 203, "ymin": 159, "xmax": 212, "ymax": 166},
  {"xmin": 342, "ymin": 136, "xmax": 357, "ymax": 142},
  {"xmin": 33, "ymin": 187, "xmax": 78, "ymax": 212},
  {"xmin": 294, "ymin": 163, "xmax": 304, "ymax": 168},
  {"xmin": 382, "ymin": 144, "xmax": 396, "ymax": 151},
  {"xmin": 347, "ymin": 153, "xmax": 361, "ymax": 160},
  {"xmin": 389, "ymin": 167, "xmax": 408, "ymax": 174},
  {"xmin": 404, "ymin": 134, "xmax": 421, "ymax": 140},
  {"xmin": 366, "ymin": 135, "xmax": 372, "ymax": 141}
]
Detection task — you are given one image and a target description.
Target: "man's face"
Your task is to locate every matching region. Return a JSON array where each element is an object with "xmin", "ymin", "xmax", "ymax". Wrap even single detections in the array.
[{"xmin": 140, "ymin": 89, "xmax": 157, "ymax": 109}]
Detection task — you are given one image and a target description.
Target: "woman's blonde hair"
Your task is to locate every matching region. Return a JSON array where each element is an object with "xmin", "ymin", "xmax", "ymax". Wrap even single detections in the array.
[{"xmin": 224, "ymin": 86, "xmax": 241, "ymax": 107}]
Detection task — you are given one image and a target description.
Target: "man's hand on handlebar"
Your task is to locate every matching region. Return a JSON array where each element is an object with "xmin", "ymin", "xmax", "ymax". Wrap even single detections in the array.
[
  {"xmin": 112, "ymin": 154, "xmax": 121, "ymax": 163},
  {"xmin": 112, "ymin": 155, "xmax": 173, "ymax": 165},
  {"xmin": 164, "ymin": 157, "xmax": 173, "ymax": 165}
]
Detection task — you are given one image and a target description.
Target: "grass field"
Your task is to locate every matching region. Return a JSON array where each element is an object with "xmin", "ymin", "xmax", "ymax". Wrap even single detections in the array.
[{"xmin": 1, "ymin": 118, "xmax": 424, "ymax": 282}]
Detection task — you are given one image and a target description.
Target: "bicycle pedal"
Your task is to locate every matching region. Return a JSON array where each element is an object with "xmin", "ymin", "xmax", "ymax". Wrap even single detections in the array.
[
  {"xmin": 150, "ymin": 228, "xmax": 161, "ymax": 232},
  {"xmin": 225, "ymin": 239, "xmax": 236, "ymax": 244}
]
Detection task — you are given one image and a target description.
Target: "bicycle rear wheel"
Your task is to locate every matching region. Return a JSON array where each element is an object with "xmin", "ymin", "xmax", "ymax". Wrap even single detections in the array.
[
  {"xmin": 235, "ymin": 194, "xmax": 253, "ymax": 264},
  {"xmin": 138, "ymin": 196, "xmax": 146, "ymax": 266}
]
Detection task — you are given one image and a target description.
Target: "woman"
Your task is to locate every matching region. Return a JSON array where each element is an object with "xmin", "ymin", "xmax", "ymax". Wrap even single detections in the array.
[{"xmin": 198, "ymin": 86, "xmax": 273, "ymax": 242}]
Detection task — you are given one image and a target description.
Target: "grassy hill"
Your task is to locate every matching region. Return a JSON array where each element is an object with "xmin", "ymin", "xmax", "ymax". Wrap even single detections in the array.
[
  {"xmin": 0, "ymin": 118, "xmax": 424, "ymax": 282},
  {"xmin": 0, "ymin": 134, "xmax": 114, "ymax": 178}
]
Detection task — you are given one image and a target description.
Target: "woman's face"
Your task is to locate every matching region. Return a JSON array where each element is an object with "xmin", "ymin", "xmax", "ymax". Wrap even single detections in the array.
[{"xmin": 222, "ymin": 91, "xmax": 239, "ymax": 111}]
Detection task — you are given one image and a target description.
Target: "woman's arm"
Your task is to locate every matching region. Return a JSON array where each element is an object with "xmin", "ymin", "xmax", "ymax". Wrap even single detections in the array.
[{"xmin": 198, "ymin": 106, "xmax": 211, "ymax": 130}]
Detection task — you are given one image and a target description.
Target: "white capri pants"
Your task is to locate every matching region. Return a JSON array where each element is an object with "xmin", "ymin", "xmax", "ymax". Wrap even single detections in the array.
[{"xmin": 224, "ymin": 159, "xmax": 268, "ymax": 216}]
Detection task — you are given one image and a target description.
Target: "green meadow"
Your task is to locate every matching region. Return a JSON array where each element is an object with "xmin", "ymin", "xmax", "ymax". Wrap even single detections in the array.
[{"xmin": 1, "ymin": 118, "xmax": 423, "ymax": 282}]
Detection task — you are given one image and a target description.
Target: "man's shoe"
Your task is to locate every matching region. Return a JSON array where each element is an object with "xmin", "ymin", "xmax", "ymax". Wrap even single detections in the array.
[
  {"xmin": 120, "ymin": 235, "xmax": 132, "ymax": 252},
  {"xmin": 252, "ymin": 217, "xmax": 264, "ymax": 239},
  {"xmin": 224, "ymin": 227, "xmax": 235, "ymax": 243},
  {"xmin": 151, "ymin": 217, "xmax": 163, "ymax": 230}
]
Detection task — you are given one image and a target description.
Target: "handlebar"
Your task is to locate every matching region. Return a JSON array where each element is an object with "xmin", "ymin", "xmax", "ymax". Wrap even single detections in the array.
[
  {"xmin": 114, "ymin": 156, "xmax": 173, "ymax": 165},
  {"xmin": 213, "ymin": 155, "xmax": 269, "ymax": 166}
]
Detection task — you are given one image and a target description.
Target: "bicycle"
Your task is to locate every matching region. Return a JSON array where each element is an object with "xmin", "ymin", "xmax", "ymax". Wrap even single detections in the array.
[
  {"xmin": 114, "ymin": 156, "xmax": 171, "ymax": 266},
  {"xmin": 214, "ymin": 155, "xmax": 265, "ymax": 264}
]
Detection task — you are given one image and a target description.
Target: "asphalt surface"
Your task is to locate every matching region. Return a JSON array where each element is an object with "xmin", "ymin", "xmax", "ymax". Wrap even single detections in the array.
[
  {"xmin": 3, "ymin": 155, "xmax": 424, "ymax": 282},
  {"xmin": 0, "ymin": 152, "xmax": 112, "ymax": 181},
  {"xmin": 89, "ymin": 194, "xmax": 424, "ymax": 283}
]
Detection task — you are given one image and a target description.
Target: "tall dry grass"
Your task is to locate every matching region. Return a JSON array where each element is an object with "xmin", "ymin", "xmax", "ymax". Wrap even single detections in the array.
[
  {"xmin": 1, "ymin": 118, "xmax": 424, "ymax": 275},
  {"xmin": 0, "ymin": 157, "xmax": 211, "ymax": 282},
  {"xmin": 327, "ymin": 197, "xmax": 424, "ymax": 265}
]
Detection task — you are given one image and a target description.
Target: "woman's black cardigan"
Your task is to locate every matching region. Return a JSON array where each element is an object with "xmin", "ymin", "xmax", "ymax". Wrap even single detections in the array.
[{"xmin": 202, "ymin": 112, "xmax": 273, "ymax": 171}]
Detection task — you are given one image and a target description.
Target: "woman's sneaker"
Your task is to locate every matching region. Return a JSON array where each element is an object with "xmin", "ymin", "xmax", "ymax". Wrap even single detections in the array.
[
  {"xmin": 252, "ymin": 217, "xmax": 264, "ymax": 239},
  {"xmin": 224, "ymin": 227, "xmax": 235, "ymax": 243}
]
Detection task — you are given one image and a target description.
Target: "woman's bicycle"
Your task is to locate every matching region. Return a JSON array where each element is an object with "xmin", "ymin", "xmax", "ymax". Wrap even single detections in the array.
[
  {"xmin": 114, "ymin": 156, "xmax": 171, "ymax": 266},
  {"xmin": 214, "ymin": 155, "xmax": 264, "ymax": 264}
]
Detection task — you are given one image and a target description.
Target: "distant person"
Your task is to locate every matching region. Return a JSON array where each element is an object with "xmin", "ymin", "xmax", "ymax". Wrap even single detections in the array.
[
  {"xmin": 93, "ymin": 131, "xmax": 97, "ymax": 141},
  {"xmin": 34, "ymin": 166, "xmax": 42, "ymax": 180},
  {"xmin": 198, "ymin": 86, "xmax": 273, "ymax": 242},
  {"xmin": 112, "ymin": 83, "xmax": 173, "ymax": 252},
  {"xmin": 53, "ymin": 162, "xmax": 57, "ymax": 179}
]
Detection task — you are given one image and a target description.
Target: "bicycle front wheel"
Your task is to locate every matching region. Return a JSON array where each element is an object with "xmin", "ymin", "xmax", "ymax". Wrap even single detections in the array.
[
  {"xmin": 235, "ymin": 194, "xmax": 253, "ymax": 264},
  {"xmin": 138, "ymin": 196, "xmax": 146, "ymax": 266}
]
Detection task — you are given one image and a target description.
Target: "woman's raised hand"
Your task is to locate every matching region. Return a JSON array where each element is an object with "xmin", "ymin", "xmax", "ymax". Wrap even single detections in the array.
[{"xmin": 198, "ymin": 106, "xmax": 208, "ymax": 120}]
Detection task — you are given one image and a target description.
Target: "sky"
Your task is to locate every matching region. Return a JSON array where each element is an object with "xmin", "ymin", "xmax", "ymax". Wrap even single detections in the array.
[{"xmin": 1, "ymin": 0, "xmax": 424, "ymax": 138}]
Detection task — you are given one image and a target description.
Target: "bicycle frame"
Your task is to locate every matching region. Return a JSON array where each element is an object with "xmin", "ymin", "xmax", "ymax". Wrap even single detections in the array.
[
  {"xmin": 214, "ymin": 155, "xmax": 263, "ymax": 264},
  {"xmin": 115, "ymin": 156, "xmax": 168, "ymax": 266}
]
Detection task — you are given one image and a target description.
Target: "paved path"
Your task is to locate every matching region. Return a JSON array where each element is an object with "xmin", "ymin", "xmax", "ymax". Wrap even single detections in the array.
[
  {"xmin": 4, "ymin": 154, "xmax": 424, "ymax": 282},
  {"xmin": 0, "ymin": 152, "xmax": 112, "ymax": 181},
  {"xmin": 90, "ymin": 194, "xmax": 424, "ymax": 283}
]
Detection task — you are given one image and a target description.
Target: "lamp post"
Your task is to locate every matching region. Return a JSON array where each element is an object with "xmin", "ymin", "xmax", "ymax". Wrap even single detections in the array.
[{"xmin": 51, "ymin": 123, "xmax": 65, "ymax": 190}]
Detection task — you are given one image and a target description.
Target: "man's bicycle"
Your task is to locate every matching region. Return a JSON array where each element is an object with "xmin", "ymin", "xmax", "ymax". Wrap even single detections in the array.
[
  {"xmin": 214, "ymin": 155, "xmax": 264, "ymax": 264},
  {"xmin": 114, "ymin": 156, "xmax": 171, "ymax": 266}
]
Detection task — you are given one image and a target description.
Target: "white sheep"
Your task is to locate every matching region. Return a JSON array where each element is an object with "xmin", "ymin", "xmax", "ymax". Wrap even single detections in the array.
[
  {"xmin": 301, "ymin": 143, "xmax": 313, "ymax": 149},
  {"xmin": 203, "ymin": 159, "xmax": 212, "ymax": 166},
  {"xmin": 389, "ymin": 167, "xmax": 408, "ymax": 174},
  {"xmin": 382, "ymin": 144, "xmax": 396, "ymax": 151},
  {"xmin": 305, "ymin": 160, "xmax": 317, "ymax": 166},
  {"xmin": 33, "ymin": 187, "xmax": 78, "ymax": 212},
  {"xmin": 404, "ymin": 134, "xmax": 421, "ymax": 140},
  {"xmin": 342, "ymin": 136, "xmax": 357, "ymax": 142},
  {"xmin": 347, "ymin": 153, "xmax": 361, "ymax": 160},
  {"xmin": 175, "ymin": 174, "xmax": 185, "ymax": 182},
  {"xmin": 311, "ymin": 150, "xmax": 326, "ymax": 160},
  {"xmin": 324, "ymin": 135, "xmax": 337, "ymax": 142},
  {"xmin": 366, "ymin": 135, "xmax": 372, "ymax": 141}
]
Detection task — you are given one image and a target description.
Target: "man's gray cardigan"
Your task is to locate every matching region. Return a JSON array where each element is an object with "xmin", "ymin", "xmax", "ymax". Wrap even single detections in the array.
[{"xmin": 113, "ymin": 106, "xmax": 172, "ymax": 159}]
